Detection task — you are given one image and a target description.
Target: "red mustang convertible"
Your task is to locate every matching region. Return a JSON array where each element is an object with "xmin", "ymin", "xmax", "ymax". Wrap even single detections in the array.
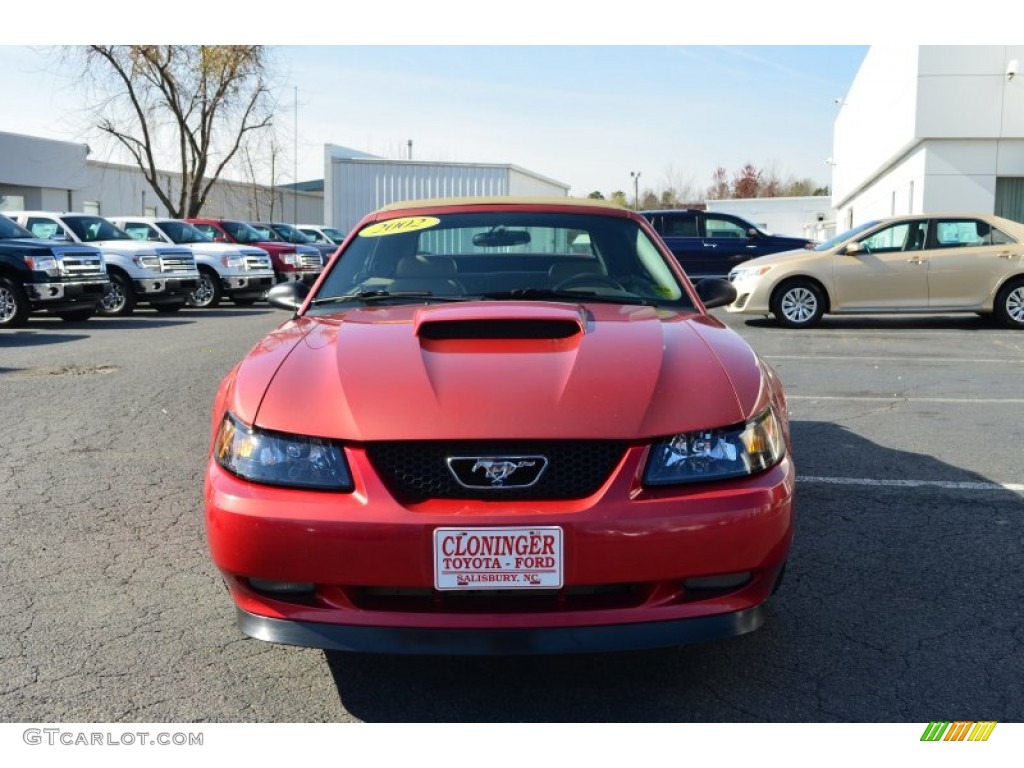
[{"xmin": 204, "ymin": 197, "xmax": 794, "ymax": 655}]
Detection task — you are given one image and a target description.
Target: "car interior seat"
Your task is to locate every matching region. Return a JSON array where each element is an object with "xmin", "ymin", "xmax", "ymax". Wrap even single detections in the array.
[{"xmin": 389, "ymin": 254, "xmax": 464, "ymax": 295}]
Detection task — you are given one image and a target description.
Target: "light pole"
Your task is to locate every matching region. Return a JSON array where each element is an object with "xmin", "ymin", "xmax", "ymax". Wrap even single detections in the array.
[{"xmin": 630, "ymin": 171, "xmax": 641, "ymax": 210}]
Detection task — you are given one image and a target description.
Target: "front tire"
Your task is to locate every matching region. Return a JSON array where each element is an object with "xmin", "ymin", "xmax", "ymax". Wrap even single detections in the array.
[
  {"xmin": 0, "ymin": 277, "xmax": 30, "ymax": 328},
  {"xmin": 993, "ymin": 278, "xmax": 1024, "ymax": 329},
  {"xmin": 188, "ymin": 268, "xmax": 222, "ymax": 308},
  {"xmin": 99, "ymin": 271, "xmax": 137, "ymax": 317},
  {"xmin": 771, "ymin": 279, "xmax": 825, "ymax": 328}
]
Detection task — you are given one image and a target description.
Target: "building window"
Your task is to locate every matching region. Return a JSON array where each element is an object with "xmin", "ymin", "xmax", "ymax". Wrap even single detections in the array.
[
  {"xmin": 995, "ymin": 177, "xmax": 1024, "ymax": 224},
  {"xmin": 83, "ymin": 201, "xmax": 101, "ymax": 215},
  {"xmin": 0, "ymin": 195, "xmax": 25, "ymax": 212}
]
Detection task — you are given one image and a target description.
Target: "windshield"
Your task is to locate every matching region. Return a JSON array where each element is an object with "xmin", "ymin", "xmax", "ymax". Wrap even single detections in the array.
[
  {"xmin": 311, "ymin": 210, "xmax": 693, "ymax": 311},
  {"xmin": 221, "ymin": 221, "xmax": 269, "ymax": 244},
  {"xmin": 814, "ymin": 220, "xmax": 881, "ymax": 251},
  {"xmin": 0, "ymin": 216, "xmax": 34, "ymax": 240},
  {"xmin": 157, "ymin": 220, "xmax": 213, "ymax": 244},
  {"xmin": 270, "ymin": 223, "xmax": 313, "ymax": 244},
  {"xmin": 63, "ymin": 216, "xmax": 132, "ymax": 242},
  {"xmin": 322, "ymin": 227, "xmax": 346, "ymax": 243},
  {"xmin": 250, "ymin": 224, "xmax": 285, "ymax": 243}
]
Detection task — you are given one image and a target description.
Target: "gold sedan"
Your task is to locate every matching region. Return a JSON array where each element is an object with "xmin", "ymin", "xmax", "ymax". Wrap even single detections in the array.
[{"xmin": 727, "ymin": 213, "xmax": 1024, "ymax": 328}]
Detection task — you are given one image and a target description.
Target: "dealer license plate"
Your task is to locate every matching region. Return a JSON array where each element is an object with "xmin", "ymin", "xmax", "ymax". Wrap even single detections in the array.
[{"xmin": 433, "ymin": 526, "xmax": 563, "ymax": 591}]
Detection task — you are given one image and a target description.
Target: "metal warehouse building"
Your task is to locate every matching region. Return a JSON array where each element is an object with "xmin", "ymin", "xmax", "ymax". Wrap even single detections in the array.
[{"xmin": 323, "ymin": 144, "xmax": 570, "ymax": 233}]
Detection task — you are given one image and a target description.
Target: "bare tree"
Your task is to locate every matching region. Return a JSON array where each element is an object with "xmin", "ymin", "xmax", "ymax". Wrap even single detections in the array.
[
  {"xmin": 661, "ymin": 165, "xmax": 699, "ymax": 207},
  {"xmin": 237, "ymin": 133, "xmax": 283, "ymax": 220},
  {"xmin": 707, "ymin": 166, "xmax": 730, "ymax": 200},
  {"xmin": 69, "ymin": 46, "xmax": 276, "ymax": 218}
]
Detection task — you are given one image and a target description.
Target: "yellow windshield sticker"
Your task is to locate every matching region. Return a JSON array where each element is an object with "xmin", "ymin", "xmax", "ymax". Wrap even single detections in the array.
[{"xmin": 359, "ymin": 216, "xmax": 440, "ymax": 238}]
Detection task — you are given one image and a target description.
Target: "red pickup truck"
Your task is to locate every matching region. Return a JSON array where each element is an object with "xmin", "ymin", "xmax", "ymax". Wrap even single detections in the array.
[{"xmin": 187, "ymin": 218, "xmax": 323, "ymax": 284}]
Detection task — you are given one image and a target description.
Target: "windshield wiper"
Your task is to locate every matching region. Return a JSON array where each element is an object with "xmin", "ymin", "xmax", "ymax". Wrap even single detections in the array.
[
  {"xmin": 476, "ymin": 288, "xmax": 659, "ymax": 307},
  {"xmin": 310, "ymin": 290, "xmax": 472, "ymax": 306}
]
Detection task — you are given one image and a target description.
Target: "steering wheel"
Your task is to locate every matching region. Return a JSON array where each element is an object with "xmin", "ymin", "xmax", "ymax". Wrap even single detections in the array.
[{"xmin": 553, "ymin": 274, "xmax": 627, "ymax": 292}]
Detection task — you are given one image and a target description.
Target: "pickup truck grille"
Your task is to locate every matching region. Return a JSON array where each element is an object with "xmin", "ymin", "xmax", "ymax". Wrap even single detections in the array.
[
  {"xmin": 60, "ymin": 253, "xmax": 106, "ymax": 278},
  {"xmin": 243, "ymin": 255, "xmax": 272, "ymax": 271},
  {"xmin": 159, "ymin": 255, "xmax": 197, "ymax": 273},
  {"xmin": 297, "ymin": 253, "xmax": 322, "ymax": 270}
]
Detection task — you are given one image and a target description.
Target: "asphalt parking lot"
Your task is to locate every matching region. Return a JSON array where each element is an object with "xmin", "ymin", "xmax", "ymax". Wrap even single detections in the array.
[{"xmin": 1, "ymin": 305, "xmax": 1021, "ymax": 723}]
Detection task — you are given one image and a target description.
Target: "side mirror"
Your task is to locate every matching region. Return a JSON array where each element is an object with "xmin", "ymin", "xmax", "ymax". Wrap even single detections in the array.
[
  {"xmin": 746, "ymin": 227, "xmax": 760, "ymax": 239},
  {"xmin": 844, "ymin": 241, "xmax": 863, "ymax": 256},
  {"xmin": 266, "ymin": 280, "xmax": 309, "ymax": 312},
  {"xmin": 694, "ymin": 278, "xmax": 738, "ymax": 309}
]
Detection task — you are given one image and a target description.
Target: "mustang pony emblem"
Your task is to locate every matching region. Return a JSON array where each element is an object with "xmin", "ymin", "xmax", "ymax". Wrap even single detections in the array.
[
  {"xmin": 446, "ymin": 455, "xmax": 549, "ymax": 489},
  {"xmin": 472, "ymin": 459, "xmax": 536, "ymax": 486}
]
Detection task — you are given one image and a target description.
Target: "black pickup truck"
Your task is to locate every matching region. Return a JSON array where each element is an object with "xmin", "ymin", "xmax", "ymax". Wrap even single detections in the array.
[{"xmin": 0, "ymin": 215, "xmax": 110, "ymax": 327}]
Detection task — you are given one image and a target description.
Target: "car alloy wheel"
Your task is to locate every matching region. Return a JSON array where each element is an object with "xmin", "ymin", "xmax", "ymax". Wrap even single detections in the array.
[
  {"xmin": 101, "ymin": 280, "xmax": 126, "ymax": 314},
  {"xmin": 781, "ymin": 287, "xmax": 817, "ymax": 322},
  {"xmin": 772, "ymin": 279, "xmax": 825, "ymax": 328},
  {"xmin": 994, "ymin": 279, "xmax": 1024, "ymax": 329},
  {"xmin": 1007, "ymin": 287, "xmax": 1024, "ymax": 322},
  {"xmin": 0, "ymin": 283, "xmax": 18, "ymax": 323},
  {"xmin": 98, "ymin": 272, "xmax": 137, "ymax": 316},
  {"xmin": 188, "ymin": 270, "xmax": 221, "ymax": 308},
  {"xmin": 0, "ymin": 278, "xmax": 30, "ymax": 327}
]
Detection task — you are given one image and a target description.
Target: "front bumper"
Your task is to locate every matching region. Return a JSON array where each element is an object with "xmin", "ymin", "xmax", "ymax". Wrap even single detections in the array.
[
  {"xmin": 135, "ymin": 275, "xmax": 200, "ymax": 298},
  {"xmin": 237, "ymin": 603, "xmax": 768, "ymax": 655},
  {"xmin": 206, "ymin": 440, "xmax": 794, "ymax": 653},
  {"xmin": 275, "ymin": 269, "xmax": 322, "ymax": 284},
  {"xmin": 25, "ymin": 279, "xmax": 110, "ymax": 306},
  {"xmin": 725, "ymin": 277, "xmax": 772, "ymax": 314},
  {"xmin": 221, "ymin": 273, "xmax": 275, "ymax": 296}
]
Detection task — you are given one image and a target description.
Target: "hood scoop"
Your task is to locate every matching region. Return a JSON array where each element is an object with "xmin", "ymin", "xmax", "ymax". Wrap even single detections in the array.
[
  {"xmin": 414, "ymin": 303, "xmax": 587, "ymax": 341},
  {"xmin": 419, "ymin": 318, "xmax": 582, "ymax": 340}
]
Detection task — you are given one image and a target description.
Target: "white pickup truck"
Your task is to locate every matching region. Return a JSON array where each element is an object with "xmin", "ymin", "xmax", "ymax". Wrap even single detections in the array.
[
  {"xmin": 109, "ymin": 217, "xmax": 275, "ymax": 308},
  {"xmin": 9, "ymin": 212, "xmax": 200, "ymax": 316}
]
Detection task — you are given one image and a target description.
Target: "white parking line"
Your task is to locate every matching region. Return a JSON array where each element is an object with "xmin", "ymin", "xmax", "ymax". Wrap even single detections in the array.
[
  {"xmin": 760, "ymin": 329, "xmax": 1015, "ymax": 337},
  {"xmin": 789, "ymin": 395, "xmax": 1024, "ymax": 404},
  {"xmin": 767, "ymin": 355, "xmax": 1023, "ymax": 365},
  {"xmin": 798, "ymin": 476, "xmax": 1024, "ymax": 493}
]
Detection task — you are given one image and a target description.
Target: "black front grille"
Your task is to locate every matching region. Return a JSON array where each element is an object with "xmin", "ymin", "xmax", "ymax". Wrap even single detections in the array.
[{"xmin": 365, "ymin": 440, "xmax": 628, "ymax": 502}]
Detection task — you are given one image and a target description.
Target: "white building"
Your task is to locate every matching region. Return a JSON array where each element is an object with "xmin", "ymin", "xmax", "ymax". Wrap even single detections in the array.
[
  {"xmin": 832, "ymin": 45, "xmax": 1024, "ymax": 229},
  {"xmin": 0, "ymin": 130, "xmax": 321, "ymax": 222},
  {"xmin": 705, "ymin": 196, "xmax": 833, "ymax": 241}
]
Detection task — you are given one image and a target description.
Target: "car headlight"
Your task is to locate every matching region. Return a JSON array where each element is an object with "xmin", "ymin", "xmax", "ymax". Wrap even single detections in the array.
[
  {"xmin": 643, "ymin": 407, "xmax": 785, "ymax": 486},
  {"xmin": 213, "ymin": 413, "xmax": 353, "ymax": 491},
  {"xmin": 729, "ymin": 265, "xmax": 773, "ymax": 282},
  {"xmin": 23, "ymin": 254, "xmax": 59, "ymax": 276},
  {"xmin": 220, "ymin": 254, "xmax": 245, "ymax": 268},
  {"xmin": 132, "ymin": 254, "xmax": 161, "ymax": 270}
]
